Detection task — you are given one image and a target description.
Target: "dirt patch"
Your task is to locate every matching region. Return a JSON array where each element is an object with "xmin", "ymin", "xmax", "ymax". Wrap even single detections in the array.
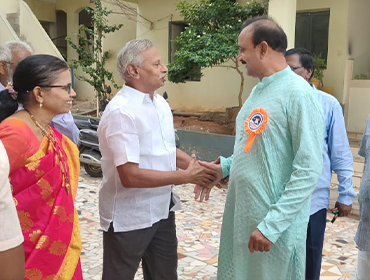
[
  {"xmin": 72, "ymin": 100, "xmax": 236, "ymax": 135},
  {"xmin": 174, "ymin": 113, "xmax": 235, "ymax": 135}
]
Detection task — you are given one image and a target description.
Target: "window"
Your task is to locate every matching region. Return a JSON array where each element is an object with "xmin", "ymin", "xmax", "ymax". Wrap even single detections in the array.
[
  {"xmin": 295, "ymin": 11, "xmax": 330, "ymax": 64},
  {"xmin": 55, "ymin": 10, "xmax": 67, "ymax": 59},
  {"xmin": 79, "ymin": 9, "xmax": 94, "ymax": 56},
  {"xmin": 168, "ymin": 21, "xmax": 188, "ymax": 63},
  {"xmin": 168, "ymin": 21, "xmax": 201, "ymax": 81}
]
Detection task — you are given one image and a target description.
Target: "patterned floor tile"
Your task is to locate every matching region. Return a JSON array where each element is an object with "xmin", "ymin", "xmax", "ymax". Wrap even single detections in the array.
[{"xmin": 76, "ymin": 170, "xmax": 359, "ymax": 279}]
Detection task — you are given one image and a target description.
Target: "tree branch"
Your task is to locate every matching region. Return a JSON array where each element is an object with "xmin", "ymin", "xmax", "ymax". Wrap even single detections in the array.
[{"xmin": 104, "ymin": 0, "xmax": 153, "ymax": 25}]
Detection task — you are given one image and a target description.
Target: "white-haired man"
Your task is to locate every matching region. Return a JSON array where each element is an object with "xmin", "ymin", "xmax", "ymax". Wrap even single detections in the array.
[
  {"xmin": 0, "ymin": 41, "xmax": 32, "ymax": 90},
  {"xmin": 0, "ymin": 41, "xmax": 79, "ymax": 144},
  {"xmin": 98, "ymin": 39, "xmax": 216, "ymax": 280}
]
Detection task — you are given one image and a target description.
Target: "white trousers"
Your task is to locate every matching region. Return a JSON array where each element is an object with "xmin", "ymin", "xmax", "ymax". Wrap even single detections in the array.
[{"xmin": 357, "ymin": 250, "xmax": 370, "ymax": 280}]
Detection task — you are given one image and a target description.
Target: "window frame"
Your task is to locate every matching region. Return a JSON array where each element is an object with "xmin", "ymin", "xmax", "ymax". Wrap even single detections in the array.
[
  {"xmin": 295, "ymin": 10, "xmax": 330, "ymax": 66},
  {"xmin": 168, "ymin": 21, "xmax": 189, "ymax": 64},
  {"xmin": 168, "ymin": 21, "xmax": 201, "ymax": 82}
]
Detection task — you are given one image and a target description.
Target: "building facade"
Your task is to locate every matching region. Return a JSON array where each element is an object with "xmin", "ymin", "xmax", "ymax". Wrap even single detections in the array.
[{"xmin": 0, "ymin": 0, "xmax": 369, "ymax": 133}]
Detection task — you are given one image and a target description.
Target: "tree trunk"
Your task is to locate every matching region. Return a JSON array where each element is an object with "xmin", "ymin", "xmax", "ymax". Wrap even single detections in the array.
[{"xmin": 235, "ymin": 59, "xmax": 245, "ymax": 108}]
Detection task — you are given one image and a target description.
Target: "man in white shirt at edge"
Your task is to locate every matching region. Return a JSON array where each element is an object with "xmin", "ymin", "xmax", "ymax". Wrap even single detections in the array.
[
  {"xmin": 0, "ymin": 41, "xmax": 80, "ymax": 144},
  {"xmin": 98, "ymin": 39, "xmax": 218, "ymax": 280},
  {"xmin": 0, "ymin": 140, "xmax": 25, "ymax": 280}
]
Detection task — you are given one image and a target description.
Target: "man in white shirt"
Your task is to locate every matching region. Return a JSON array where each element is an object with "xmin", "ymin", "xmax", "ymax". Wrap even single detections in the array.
[
  {"xmin": 0, "ymin": 41, "xmax": 80, "ymax": 144},
  {"xmin": 0, "ymin": 140, "xmax": 25, "ymax": 280},
  {"xmin": 98, "ymin": 39, "xmax": 217, "ymax": 280}
]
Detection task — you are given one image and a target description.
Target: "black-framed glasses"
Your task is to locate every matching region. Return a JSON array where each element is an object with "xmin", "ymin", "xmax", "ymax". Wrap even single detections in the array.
[
  {"xmin": 290, "ymin": 66, "xmax": 303, "ymax": 71},
  {"xmin": 42, "ymin": 84, "xmax": 72, "ymax": 94}
]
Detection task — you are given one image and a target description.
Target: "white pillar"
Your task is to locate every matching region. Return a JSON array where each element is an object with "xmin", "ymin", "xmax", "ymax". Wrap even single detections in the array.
[{"xmin": 268, "ymin": 0, "xmax": 297, "ymax": 50}]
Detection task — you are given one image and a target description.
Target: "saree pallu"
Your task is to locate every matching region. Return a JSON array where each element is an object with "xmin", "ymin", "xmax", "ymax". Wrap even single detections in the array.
[{"xmin": 9, "ymin": 126, "xmax": 82, "ymax": 280}]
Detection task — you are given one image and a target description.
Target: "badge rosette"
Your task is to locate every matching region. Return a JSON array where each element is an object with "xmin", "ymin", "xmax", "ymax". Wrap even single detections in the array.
[{"xmin": 244, "ymin": 108, "xmax": 268, "ymax": 153}]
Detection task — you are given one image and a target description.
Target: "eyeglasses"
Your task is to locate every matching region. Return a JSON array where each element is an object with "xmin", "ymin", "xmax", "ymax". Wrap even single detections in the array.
[
  {"xmin": 42, "ymin": 84, "xmax": 72, "ymax": 94},
  {"xmin": 290, "ymin": 66, "xmax": 303, "ymax": 71}
]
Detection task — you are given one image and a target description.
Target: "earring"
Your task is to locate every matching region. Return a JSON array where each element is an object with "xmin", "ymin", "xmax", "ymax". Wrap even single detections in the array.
[{"xmin": 39, "ymin": 102, "xmax": 43, "ymax": 108}]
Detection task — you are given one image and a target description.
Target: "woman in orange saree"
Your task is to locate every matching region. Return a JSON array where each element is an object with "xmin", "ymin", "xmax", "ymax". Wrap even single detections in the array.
[{"xmin": 0, "ymin": 55, "xmax": 82, "ymax": 279}]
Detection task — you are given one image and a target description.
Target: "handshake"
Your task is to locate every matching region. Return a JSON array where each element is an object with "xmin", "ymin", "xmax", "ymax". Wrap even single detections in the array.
[{"xmin": 181, "ymin": 155, "xmax": 228, "ymax": 202}]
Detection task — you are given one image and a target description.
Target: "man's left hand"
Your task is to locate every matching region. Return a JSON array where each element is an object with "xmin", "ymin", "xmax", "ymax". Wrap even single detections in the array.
[
  {"xmin": 193, "ymin": 158, "xmax": 223, "ymax": 202},
  {"xmin": 194, "ymin": 185, "xmax": 213, "ymax": 202},
  {"xmin": 335, "ymin": 201, "xmax": 352, "ymax": 217},
  {"xmin": 248, "ymin": 229, "xmax": 273, "ymax": 253}
]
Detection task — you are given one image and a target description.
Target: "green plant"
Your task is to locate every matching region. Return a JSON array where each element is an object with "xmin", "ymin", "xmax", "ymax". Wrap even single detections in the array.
[
  {"xmin": 66, "ymin": 0, "xmax": 123, "ymax": 113},
  {"xmin": 168, "ymin": 0, "xmax": 266, "ymax": 108},
  {"xmin": 313, "ymin": 55, "xmax": 325, "ymax": 87}
]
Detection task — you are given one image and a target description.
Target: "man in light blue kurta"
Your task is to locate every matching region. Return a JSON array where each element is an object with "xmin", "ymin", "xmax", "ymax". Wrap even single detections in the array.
[{"xmin": 214, "ymin": 17, "xmax": 325, "ymax": 280}]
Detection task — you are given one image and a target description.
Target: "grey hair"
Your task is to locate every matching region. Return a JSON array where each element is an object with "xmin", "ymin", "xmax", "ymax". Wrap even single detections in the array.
[
  {"xmin": 0, "ymin": 46, "xmax": 12, "ymax": 84},
  {"xmin": 5, "ymin": 41, "xmax": 34, "ymax": 55},
  {"xmin": 0, "ymin": 46, "xmax": 12, "ymax": 63},
  {"xmin": 0, "ymin": 41, "xmax": 33, "ymax": 85},
  {"xmin": 117, "ymin": 39, "xmax": 153, "ymax": 82}
]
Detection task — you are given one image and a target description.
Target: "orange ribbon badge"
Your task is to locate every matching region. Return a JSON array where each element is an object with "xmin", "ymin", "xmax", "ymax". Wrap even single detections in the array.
[{"xmin": 244, "ymin": 108, "xmax": 268, "ymax": 153}]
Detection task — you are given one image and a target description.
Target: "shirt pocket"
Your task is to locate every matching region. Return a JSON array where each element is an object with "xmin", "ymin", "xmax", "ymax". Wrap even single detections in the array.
[
  {"xmin": 161, "ymin": 117, "xmax": 176, "ymax": 149},
  {"xmin": 138, "ymin": 128, "xmax": 152, "ymax": 157}
]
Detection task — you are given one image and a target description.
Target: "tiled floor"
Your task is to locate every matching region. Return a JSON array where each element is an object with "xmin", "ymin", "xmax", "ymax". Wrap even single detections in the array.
[{"xmin": 76, "ymin": 170, "xmax": 360, "ymax": 280}]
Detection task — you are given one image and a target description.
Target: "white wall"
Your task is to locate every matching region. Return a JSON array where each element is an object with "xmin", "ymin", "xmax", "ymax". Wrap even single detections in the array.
[
  {"xmin": 0, "ymin": 0, "xmax": 63, "ymax": 57},
  {"xmin": 104, "ymin": 1, "xmax": 137, "ymax": 92},
  {"xmin": 136, "ymin": 0, "xmax": 258, "ymax": 112},
  {"xmin": 348, "ymin": 82, "xmax": 370, "ymax": 133},
  {"xmin": 0, "ymin": 13, "xmax": 19, "ymax": 45},
  {"xmin": 0, "ymin": 0, "xmax": 20, "ymax": 45},
  {"xmin": 24, "ymin": 0, "xmax": 56, "ymax": 22},
  {"xmin": 20, "ymin": 1, "xmax": 62, "ymax": 58},
  {"xmin": 268, "ymin": 0, "xmax": 297, "ymax": 49},
  {"xmin": 56, "ymin": 0, "xmax": 137, "ymax": 100},
  {"xmin": 348, "ymin": 0, "xmax": 370, "ymax": 79},
  {"xmin": 297, "ymin": 0, "xmax": 350, "ymax": 104}
]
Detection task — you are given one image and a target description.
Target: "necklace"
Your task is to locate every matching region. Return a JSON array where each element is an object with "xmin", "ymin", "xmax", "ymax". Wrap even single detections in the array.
[
  {"xmin": 25, "ymin": 109, "xmax": 70, "ymax": 194},
  {"xmin": 27, "ymin": 112, "xmax": 49, "ymax": 136}
]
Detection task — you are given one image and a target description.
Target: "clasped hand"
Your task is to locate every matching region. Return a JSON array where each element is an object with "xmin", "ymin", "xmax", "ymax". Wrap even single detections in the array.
[
  {"xmin": 192, "ymin": 158, "xmax": 223, "ymax": 202},
  {"xmin": 184, "ymin": 155, "xmax": 219, "ymax": 189}
]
